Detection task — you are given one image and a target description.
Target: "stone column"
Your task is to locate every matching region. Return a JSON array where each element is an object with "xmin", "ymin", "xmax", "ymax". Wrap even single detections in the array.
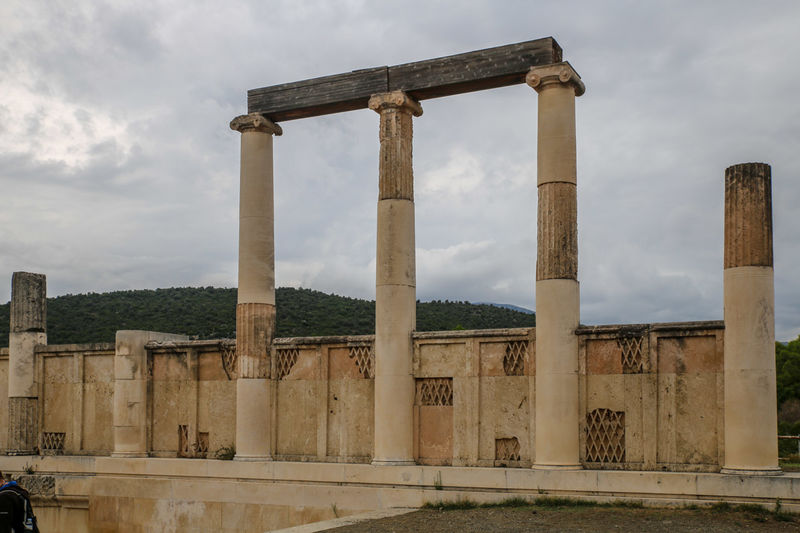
[
  {"xmin": 230, "ymin": 113, "xmax": 282, "ymax": 460},
  {"xmin": 369, "ymin": 91, "xmax": 422, "ymax": 465},
  {"xmin": 7, "ymin": 272, "xmax": 46, "ymax": 455},
  {"xmin": 527, "ymin": 63, "xmax": 585, "ymax": 469},
  {"xmin": 721, "ymin": 162, "xmax": 780, "ymax": 474}
]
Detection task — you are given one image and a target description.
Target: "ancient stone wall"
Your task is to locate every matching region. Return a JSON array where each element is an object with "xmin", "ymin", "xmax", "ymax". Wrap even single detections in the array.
[
  {"xmin": 2, "ymin": 324, "xmax": 726, "ymax": 470},
  {"xmin": 0, "ymin": 348, "xmax": 8, "ymax": 450},
  {"xmin": 149, "ymin": 340, "xmax": 237, "ymax": 458},
  {"xmin": 578, "ymin": 322, "xmax": 724, "ymax": 472},
  {"xmin": 2, "ymin": 344, "xmax": 115, "ymax": 455},
  {"xmin": 265, "ymin": 323, "xmax": 724, "ymax": 470},
  {"xmin": 0, "ymin": 340, "xmax": 237, "ymax": 458}
]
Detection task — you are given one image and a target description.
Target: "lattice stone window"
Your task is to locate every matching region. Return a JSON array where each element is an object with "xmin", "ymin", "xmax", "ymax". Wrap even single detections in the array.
[
  {"xmin": 416, "ymin": 378, "xmax": 453, "ymax": 406},
  {"xmin": 275, "ymin": 347, "xmax": 299, "ymax": 380},
  {"xmin": 495, "ymin": 437, "xmax": 521, "ymax": 461},
  {"xmin": 585, "ymin": 408, "xmax": 625, "ymax": 463},
  {"xmin": 504, "ymin": 341, "xmax": 527, "ymax": 376},
  {"xmin": 16, "ymin": 475, "xmax": 55, "ymax": 497},
  {"xmin": 178, "ymin": 425, "xmax": 191, "ymax": 457},
  {"xmin": 196, "ymin": 432, "xmax": 209, "ymax": 459},
  {"xmin": 40, "ymin": 432, "xmax": 65, "ymax": 455},
  {"xmin": 618, "ymin": 335, "xmax": 644, "ymax": 374},
  {"xmin": 221, "ymin": 341, "xmax": 237, "ymax": 380},
  {"xmin": 348, "ymin": 345, "xmax": 375, "ymax": 379},
  {"xmin": 178, "ymin": 426, "xmax": 210, "ymax": 458}
]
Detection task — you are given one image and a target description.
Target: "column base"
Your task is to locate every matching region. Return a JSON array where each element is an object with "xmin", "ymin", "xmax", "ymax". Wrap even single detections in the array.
[
  {"xmin": 721, "ymin": 466, "xmax": 782, "ymax": 476},
  {"xmin": 234, "ymin": 454, "xmax": 273, "ymax": 462},
  {"xmin": 532, "ymin": 463, "xmax": 583, "ymax": 471},
  {"xmin": 111, "ymin": 452, "xmax": 149, "ymax": 458},
  {"xmin": 371, "ymin": 459, "xmax": 417, "ymax": 467}
]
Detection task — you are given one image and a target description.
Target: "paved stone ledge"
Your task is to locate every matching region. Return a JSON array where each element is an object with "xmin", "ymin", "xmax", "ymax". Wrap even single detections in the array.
[
  {"xmin": 2, "ymin": 456, "xmax": 799, "ymax": 530},
  {"xmin": 2, "ymin": 456, "xmax": 799, "ymax": 508}
]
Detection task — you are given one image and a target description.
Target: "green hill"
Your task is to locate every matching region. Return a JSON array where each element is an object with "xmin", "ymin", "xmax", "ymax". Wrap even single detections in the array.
[{"xmin": 0, "ymin": 287, "xmax": 535, "ymax": 347}]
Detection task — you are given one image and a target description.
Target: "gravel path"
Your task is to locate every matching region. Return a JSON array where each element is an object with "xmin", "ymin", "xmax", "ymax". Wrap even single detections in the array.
[{"xmin": 327, "ymin": 505, "xmax": 800, "ymax": 532}]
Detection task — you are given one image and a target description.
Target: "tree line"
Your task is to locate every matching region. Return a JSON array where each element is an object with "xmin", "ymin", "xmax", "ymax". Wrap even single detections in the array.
[
  {"xmin": 777, "ymin": 336, "xmax": 800, "ymax": 454},
  {"xmin": 2, "ymin": 286, "xmax": 799, "ymax": 447},
  {"xmin": 0, "ymin": 286, "xmax": 534, "ymax": 347}
]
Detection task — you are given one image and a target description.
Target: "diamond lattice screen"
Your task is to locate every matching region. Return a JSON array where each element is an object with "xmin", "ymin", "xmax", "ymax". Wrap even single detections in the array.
[
  {"xmin": 619, "ymin": 335, "xmax": 644, "ymax": 374},
  {"xmin": 585, "ymin": 408, "xmax": 625, "ymax": 463},
  {"xmin": 178, "ymin": 425, "xmax": 191, "ymax": 457},
  {"xmin": 504, "ymin": 341, "xmax": 527, "ymax": 376},
  {"xmin": 495, "ymin": 437, "xmax": 521, "ymax": 461},
  {"xmin": 415, "ymin": 378, "xmax": 454, "ymax": 406},
  {"xmin": 348, "ymin": 345, "xmax": 375, "ymax": 379},
  {"xmin": 221, "ymin": 342, "xmax": 237, "ymax": 380},
  {"xmin": 275, "ymin": 348, "xmax": 299, "ymax": 380},
  {"xmin": 40, "ymin": 432, "xmax": 65, "ymax": 454}
]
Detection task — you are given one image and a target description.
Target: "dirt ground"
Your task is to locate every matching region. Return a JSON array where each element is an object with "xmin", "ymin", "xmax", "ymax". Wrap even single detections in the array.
[{"xmin": 328, "ymin": 505, "xmax": 800, "ymax": 533}]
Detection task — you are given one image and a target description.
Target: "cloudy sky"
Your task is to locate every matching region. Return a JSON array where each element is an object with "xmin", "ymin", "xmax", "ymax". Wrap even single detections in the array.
[{"xmin": 1, "ymin": 1, "xmax": 798, "ymax": 340}]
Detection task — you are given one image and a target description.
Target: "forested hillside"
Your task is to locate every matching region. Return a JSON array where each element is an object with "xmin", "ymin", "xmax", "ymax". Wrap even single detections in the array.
[
  {"xmin": 2, "ymin": 286, "xmax": 800, "ymax": 452},
  {"xmin": 0, "ymin": 286, "xmax": 535, "ymax": 347},
  {"xmin": 777, "ymin": 336, "xmax": 800, "ymax": 454}
]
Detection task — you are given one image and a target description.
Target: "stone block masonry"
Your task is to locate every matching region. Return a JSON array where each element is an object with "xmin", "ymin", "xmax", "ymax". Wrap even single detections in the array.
[{"xmin": 7, "ymin": 272, "xmax": 47, "ymax": 455}]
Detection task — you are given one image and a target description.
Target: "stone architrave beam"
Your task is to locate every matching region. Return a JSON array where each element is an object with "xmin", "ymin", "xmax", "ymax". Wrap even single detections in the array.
[{"xmin": 248, "ymin": 38, "xmax": 562, "ymax": 122}]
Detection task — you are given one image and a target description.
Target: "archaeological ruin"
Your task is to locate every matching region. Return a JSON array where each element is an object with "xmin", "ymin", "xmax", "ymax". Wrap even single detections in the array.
[{"xmin": 1, "ymin": 38, "xmax": 794, "ymax": 532}]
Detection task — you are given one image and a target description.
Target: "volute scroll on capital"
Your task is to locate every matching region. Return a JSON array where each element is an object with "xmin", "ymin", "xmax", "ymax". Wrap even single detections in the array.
[
  {"xmin": 368, "ymin": 91, "xmax": 423, "ymax": 117},
  {"xmin": 526, "ymin": 62, "xmax": 585, "ymax": 97},
  {"xmin": 230, "ymin": 113, "xmax": 283, "ymax": 135}
]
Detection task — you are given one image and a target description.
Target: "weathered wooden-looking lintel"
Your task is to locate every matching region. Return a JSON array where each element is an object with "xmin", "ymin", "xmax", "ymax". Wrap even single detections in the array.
[{"xmin": 248, "ymin": 37, "xmax": 563, "ymax": 122}]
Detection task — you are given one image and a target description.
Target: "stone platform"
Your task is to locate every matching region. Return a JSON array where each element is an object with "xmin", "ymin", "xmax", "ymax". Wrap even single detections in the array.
[{"xmin": 2, "ymin": 455, "xmax": 798, "ymax": 532}]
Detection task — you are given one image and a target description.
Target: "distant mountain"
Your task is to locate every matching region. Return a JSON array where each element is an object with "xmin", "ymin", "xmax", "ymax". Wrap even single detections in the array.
[
  {"xmin": 475, "ymin": 302, "xmax": 535, "ymax": 315},
  {"xmin": 0, "ymin": 287, "xmax": 535, "ymax": 347}
]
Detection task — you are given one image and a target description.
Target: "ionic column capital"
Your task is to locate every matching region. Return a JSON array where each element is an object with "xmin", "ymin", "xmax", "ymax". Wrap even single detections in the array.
[
  {"xmin": 368, "ymin": 91, "xmax": 423, "ymax": 117},
  {"xmin": 230, "ymin": 113, "xmax": 283, "ymax": 135},
  {"xmin": 526, "ymin": 62, "xmax": 585, "ymax": 97}
]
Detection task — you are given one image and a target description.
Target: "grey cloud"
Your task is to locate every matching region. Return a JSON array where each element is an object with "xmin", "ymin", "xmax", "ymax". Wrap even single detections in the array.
[{"xmin": 1, "ymin": 0, "xmax": 798, "ymax": 341}]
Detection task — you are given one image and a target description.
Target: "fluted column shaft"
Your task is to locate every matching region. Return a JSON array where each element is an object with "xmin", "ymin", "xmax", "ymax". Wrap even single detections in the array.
[
  {"xmin": 369, "ymin": 91, "xmax": 422, "ymax": 465},
  {"xmin": 7, "ymin": 272, "xmax": 46, "ymax": 455},
  {"xmin": 527, "ymin": 63, "xmax": 585, "ymax": 469},
  {"xmin": 230, "ymin": 113, "xmax": 282, "ymax": 460},
  {"xmin": 722, "ymin": 162, "xmax": 780, "ymax": 474}
]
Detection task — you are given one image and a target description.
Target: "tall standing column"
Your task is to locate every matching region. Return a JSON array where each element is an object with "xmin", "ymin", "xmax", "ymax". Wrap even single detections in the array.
[
  {"xmin": 722, "ymin": 162, "xmax": 780, "ymax": 474},
  {"xmin": 369, "ymin": 91, "xmax": 422, "ymax": 465},
  {"xmin": 527, "ymin": 63, "xmax": 585, "ymax": 469},
  {"xmin": 7, "ymin": 272, "xmax": 46, "ymax": 455},
  {"xmin": 230, "ymin": 113, "xmax": 282, "ymax": 460}
]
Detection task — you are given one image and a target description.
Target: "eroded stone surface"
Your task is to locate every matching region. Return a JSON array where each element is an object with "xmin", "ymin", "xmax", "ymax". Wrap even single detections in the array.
[{"xmin": 724, "ymin": 162, "xmax": 772, "ymax": 268}]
